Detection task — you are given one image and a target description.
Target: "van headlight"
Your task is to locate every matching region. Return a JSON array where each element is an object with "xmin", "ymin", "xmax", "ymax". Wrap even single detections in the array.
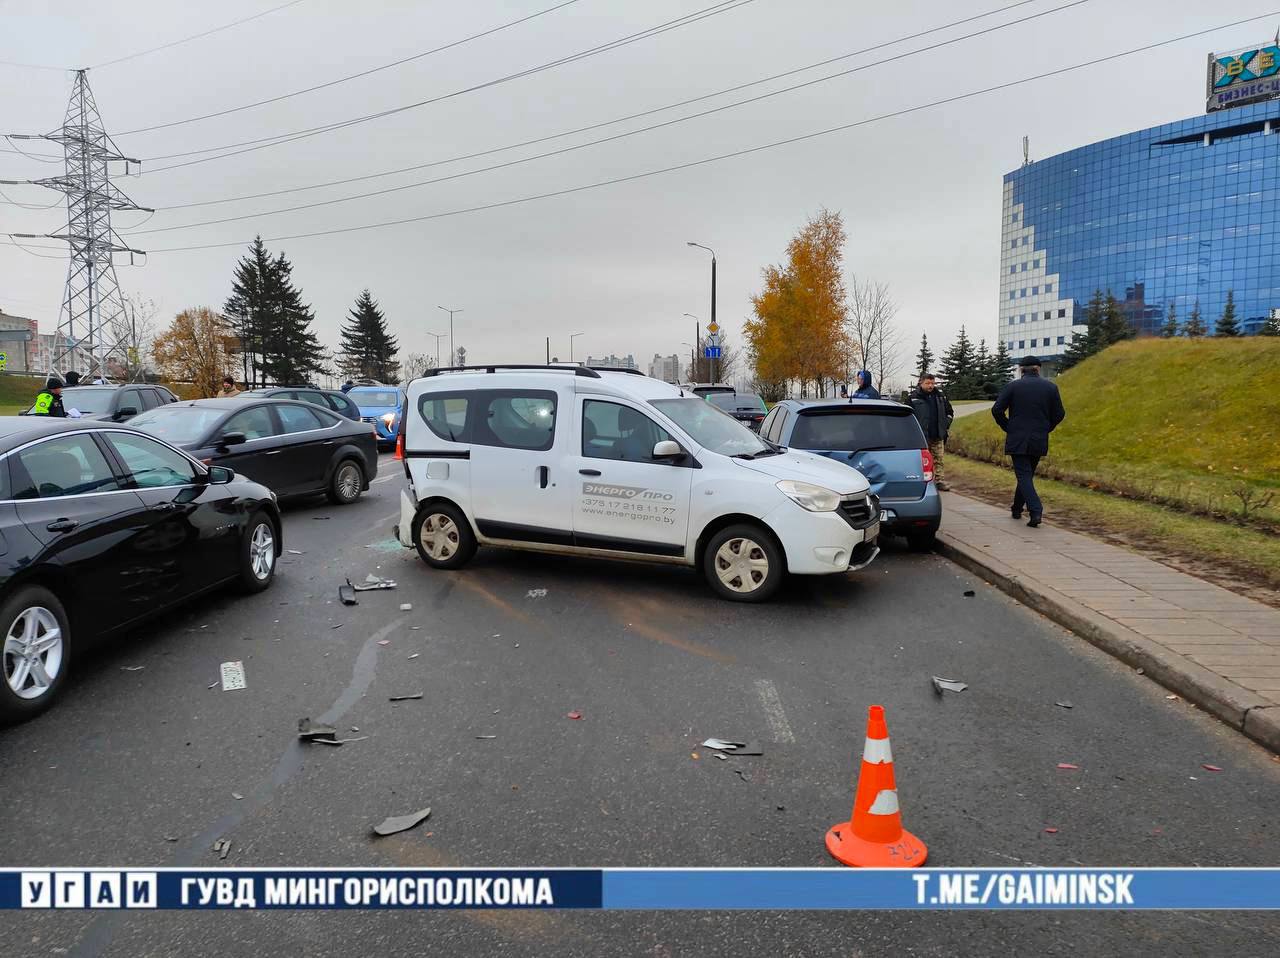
[
  {"xmin": 381, "ymin": 412, "xmax": 396, "ymax": 427},
  {"xmin": 776, "ymin": 479, "xmax": 841, "ymax": 512}
]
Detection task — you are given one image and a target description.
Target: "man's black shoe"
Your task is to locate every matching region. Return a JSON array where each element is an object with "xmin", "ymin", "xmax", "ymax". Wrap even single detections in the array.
[
  {"xmin": 1026, "ymin": 514, "xmax": 1042, "ymax": 528},
  {"xmin": 1011, "ymin": 507, "xmax": 1023, "ymax": 520}
]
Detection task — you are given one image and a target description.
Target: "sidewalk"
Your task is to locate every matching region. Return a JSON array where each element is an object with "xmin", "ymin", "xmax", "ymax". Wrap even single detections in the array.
[{"xmin": 936, "ymin": 493, "xmax": 1280, "ymax": 752}]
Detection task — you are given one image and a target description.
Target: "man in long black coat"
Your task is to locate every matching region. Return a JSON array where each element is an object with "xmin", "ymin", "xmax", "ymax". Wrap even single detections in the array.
[{"xmin": 991, "ymin": 355, "xmax": 1066, "ymax": 527}]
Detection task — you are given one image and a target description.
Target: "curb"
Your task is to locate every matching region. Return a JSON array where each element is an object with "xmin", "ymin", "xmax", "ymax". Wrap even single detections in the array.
[{"xmin": 935, "ymin": 531, "xmax": 1280, "ymax": 755}]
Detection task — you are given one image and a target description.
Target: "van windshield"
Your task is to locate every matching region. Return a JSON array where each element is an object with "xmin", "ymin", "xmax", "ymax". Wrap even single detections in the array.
[{"xmin": 650, "ymin": 398, "xmax": 771, "ymax": 457}]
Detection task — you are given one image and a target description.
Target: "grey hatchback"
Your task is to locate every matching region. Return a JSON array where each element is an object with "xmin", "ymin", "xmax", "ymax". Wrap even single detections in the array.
[{"xmin": 760, "ymin": 399, "xmax": 942, "ymax": 548}]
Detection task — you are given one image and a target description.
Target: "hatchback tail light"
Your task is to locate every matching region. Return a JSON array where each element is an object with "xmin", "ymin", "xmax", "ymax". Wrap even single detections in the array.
[{"xmin": 920, "ymin": 447, "xmax": 935, "ymax": 483}]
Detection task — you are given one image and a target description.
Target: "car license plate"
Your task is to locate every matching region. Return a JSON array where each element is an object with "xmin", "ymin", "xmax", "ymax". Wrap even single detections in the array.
[{"xmin": 866, "ymin": 520, "xmax": 880, "ymax": 541}]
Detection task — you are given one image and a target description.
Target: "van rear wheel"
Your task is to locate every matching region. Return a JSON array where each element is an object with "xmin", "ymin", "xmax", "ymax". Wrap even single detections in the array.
[
  {"xmin": 413, "ymin": 503, "xmax": 477, "ymax": 569},
  {"xmin": 703, "ymin": 524, "xmax": 784, "ymax": 602}
]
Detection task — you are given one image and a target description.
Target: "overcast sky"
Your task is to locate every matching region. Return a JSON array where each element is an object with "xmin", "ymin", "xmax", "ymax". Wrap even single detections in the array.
[{"xmin": 2, "ymin": 0, "xmax": 1275, "ymax": 385}]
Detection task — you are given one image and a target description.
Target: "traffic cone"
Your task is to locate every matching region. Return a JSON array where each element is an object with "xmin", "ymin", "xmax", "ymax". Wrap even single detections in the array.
[
  {"xmin": 394, "ymin": 433, "xmax": 404, "ymax": 460},
  {"xmin": 825, "ymin": 705, "xmax": 927, "ymax": 867}
]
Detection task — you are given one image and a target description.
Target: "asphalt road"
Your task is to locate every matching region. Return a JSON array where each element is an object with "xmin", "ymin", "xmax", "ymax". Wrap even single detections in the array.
[{"xmin": 2, "ymin": 455, "xmax": 1278, "ymax": 957}]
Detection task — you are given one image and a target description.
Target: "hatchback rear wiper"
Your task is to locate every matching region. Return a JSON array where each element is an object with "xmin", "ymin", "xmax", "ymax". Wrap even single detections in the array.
[{"xmin": 850, "ymin": 445, "xmax": 895, "ymax": 455}]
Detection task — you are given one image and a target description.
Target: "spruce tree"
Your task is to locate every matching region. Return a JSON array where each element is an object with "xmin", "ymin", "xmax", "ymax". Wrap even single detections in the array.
[
  {"xmin": 1058, "ymin": 289, "xmax": 1105, "ymax": 371},
  {"xmin": 1182, "ymin": 299, "xmax": 1207, "ymax": 338},
  {"xmin": 339, "ymin": 289, "xmax": 399, "ymax": 381},
  {"xmin": 973, "ymin": 339, "xmax": 994, "ymax": 398},
  {"xmin": 989, "ymin": 339, "xmax": 1014, "ymax": 389},
  {"xmin": 1214, "ymin": 289, "xmax": 1239, "ymax": 337},
  {"xmin": 915, "ymin": 332, "xmax": 934, "ymax": 378},
  {"xmin": 1101, "ymin": 289, "xmax": 1132, "ymax": 346},
  {"xmin": 1260, "ymin": 312, "xmax": 1280, "ymax": 336},
  {"xmin": 259, "ymin": 250, "xmax": 327, "ymax": 384},
  {"xmin": 1160, "ymin": 302, "xmax": 1178, "ymax": 338},
  {"xmin": 223, "ymin": 236, "xmax": 276, "ymax": 386},
  {"xmin": 938, "ymin": 326, "xmax": 977, "ymax": 398}
]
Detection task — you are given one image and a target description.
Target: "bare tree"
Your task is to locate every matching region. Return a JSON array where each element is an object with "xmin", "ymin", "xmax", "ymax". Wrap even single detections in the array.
[
  {"xmin": 873, "ymin": 306, "xmax": 904, "ymax": 397},
  {"xmin": 399, "ymin": 352, "xmax": 437, "ymax": 381},
  {"xmin": 689, "ymin": 333, "xmax": 740, "ymax": 384},
  {"xmin": 109, "ymin": 292, "xmax": 158, "ymax": 381},
  {"xmin": 845, "ymin": 276, "xmax": 898, "ymax": 385}
]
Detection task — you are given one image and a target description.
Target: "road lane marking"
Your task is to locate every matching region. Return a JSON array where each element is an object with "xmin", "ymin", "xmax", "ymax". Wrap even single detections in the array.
[
  {"xmin": 754, "ymin": 678, "xmax": 796, "ymax": 743},
  {"xmin": 372, "ymin": 475, "xmax": 398, "ymax": 484}
]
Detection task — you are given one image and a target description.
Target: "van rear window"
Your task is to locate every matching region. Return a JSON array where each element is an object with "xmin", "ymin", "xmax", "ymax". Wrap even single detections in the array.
[
  {"xmin": 419, "ymin": 396, "xmax": 469, "ymax": 442},
  {"xmin": 790, "ymin": 409, "xmax": 924, "ymax": 452}
]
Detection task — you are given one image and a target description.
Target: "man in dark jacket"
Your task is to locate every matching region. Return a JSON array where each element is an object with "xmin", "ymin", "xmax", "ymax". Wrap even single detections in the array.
[
  {"xmin": 909, "ymin": 373, "xmax": 954, "ymax": 490},
  {"xmin": 32, "ymin": 377, "xmax": 67, "ymax": 417},
  {"xmin": 991, "ymin": 355, "xmax": 1066, "ymax": 527}
]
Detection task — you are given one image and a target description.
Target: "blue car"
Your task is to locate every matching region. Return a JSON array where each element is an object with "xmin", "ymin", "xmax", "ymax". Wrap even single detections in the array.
[
  {"xmin": 760, "ymin": 398, "xmax": 942, "ymax": 548},
  {"xmin": 347, "ymin": 386, "xmax": 405, "ymax": 449}
]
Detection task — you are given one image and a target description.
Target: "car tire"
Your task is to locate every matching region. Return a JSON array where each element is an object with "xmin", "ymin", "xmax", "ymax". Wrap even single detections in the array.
[
  {"xmin": 906, "ymin": 528, "xmax": 938, "ymax": 552},
  {"xmin": 238, "ymin": 512, "xmax": 278, "ymax": 593},
  {"xmin": 327, "ymin": 458, "xmax": 364, "ymax": 505},
  {"xmin": 0, "ymin": 585, "xmax": 71, "ymax": 724},
  {"xmin": 703, "ymin": 524, "xmax": 784, "ymax": 603},
  {"xmin": 412, "ymin": 502, "xmax": 477, "ymax": 569}
]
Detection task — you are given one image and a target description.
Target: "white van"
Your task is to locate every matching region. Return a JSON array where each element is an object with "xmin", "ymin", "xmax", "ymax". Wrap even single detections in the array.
[{"xmin": 395, "ymin": 366, "xmax": 880, "ymax": 601}]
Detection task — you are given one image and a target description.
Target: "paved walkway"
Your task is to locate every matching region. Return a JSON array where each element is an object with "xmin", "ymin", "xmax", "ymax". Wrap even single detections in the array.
[{"xmin": 937, "ymin": 493, "xmax": 1280, "ymax": 751}]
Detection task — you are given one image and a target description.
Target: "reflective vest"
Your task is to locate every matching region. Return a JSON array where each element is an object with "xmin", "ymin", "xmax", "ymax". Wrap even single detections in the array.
[{"xmin": 33, "ymin": 391, "xmax": 54, "ymax": 415}]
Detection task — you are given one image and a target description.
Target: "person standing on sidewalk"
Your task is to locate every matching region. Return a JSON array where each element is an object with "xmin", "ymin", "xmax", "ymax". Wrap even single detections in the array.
[
  {"xmin": 909, "ymin": 373, "xmax": 953, "ymax": 491},
  {"xmin": 852, "ymin": 370, "xmax": 880, "ymax": 399},
  {"xmin": 991, "ymin": 355, "xmax": 1066, "ymax": 528}
]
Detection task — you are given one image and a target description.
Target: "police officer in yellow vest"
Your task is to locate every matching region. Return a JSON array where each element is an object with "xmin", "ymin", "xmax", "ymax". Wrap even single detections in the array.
[{"xmin": 33, "ymin": 377, "xmax": 67, "ymax": 417}]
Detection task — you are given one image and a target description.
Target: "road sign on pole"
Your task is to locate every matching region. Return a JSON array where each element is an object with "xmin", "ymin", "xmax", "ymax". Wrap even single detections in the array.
[{"xmin": 704, "ymin": 346, "xmax": 721, "ymax": 360}]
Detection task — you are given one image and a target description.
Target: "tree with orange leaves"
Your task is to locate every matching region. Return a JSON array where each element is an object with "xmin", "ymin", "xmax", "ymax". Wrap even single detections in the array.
[{"xmin": 152, "ymin": 307, "xmax": 240, "ymax": 397}]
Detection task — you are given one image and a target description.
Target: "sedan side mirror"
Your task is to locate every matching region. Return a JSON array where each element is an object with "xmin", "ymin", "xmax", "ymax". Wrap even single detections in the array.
[
  {"xmin": 115, "ymin": 405, "xmax": 138, "ymax": 420},
  {"xmin": 217, "ymin": 431, "xmax": 247, "ymax": 449},
  {"xmin": 207, "ymin": 465, "xmax": 235, "ymax": 484},
  {"xmin": 652, "ymin": 440, "xmax": 684, "ymax": 460}
]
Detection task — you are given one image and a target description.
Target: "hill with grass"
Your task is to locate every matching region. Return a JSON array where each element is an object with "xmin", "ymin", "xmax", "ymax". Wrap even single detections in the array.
[{"xmin": 947, "ymin": 337, "xmax": 1280, "ymax": 529}]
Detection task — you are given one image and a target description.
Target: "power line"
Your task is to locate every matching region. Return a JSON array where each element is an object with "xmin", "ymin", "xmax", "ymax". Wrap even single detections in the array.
[
  {"xmin": 92, "ymin": 0, "xmax": 312, "ymax": 70},
  {"xmin": 132, "ymin": 0, "xmax": 1089, "ymax": 235},
  {"xmin": 120, "ymin": 9, "xmax": 1280, "ymax": 254},
  {"xmin": 118, "ymin": 0, "xmax": 582, "ymax": 135},
  {"xmin": 147, "ymin": 0, "xmax": 1055, "ymax": 212},
  {"xmin": 138, "ymin": 0, "xmax": 759, "ymax": 171}
]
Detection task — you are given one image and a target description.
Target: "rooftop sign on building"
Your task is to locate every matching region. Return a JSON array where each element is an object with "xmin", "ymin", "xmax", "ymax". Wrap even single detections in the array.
[{"xmin": 1206, "ymin": 42, "xmax": 1280, "ymax": 112}]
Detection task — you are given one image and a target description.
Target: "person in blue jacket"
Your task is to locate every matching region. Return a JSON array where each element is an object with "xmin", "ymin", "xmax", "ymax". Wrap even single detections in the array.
[{"xmin": 852, "ymin": 370, "xmax": 880, "ymax": 399}]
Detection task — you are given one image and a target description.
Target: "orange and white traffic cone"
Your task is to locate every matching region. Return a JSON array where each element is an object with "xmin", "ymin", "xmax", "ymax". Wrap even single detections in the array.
[{"xmin": 825, "ymin": 704, "xmax": 927, "ymax": 868}]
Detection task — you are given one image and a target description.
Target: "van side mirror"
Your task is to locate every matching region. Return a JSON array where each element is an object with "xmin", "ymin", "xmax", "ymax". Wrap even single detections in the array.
[{"xmin": 652, "ymin": 440, "xmax": 683, "ymax": 460}]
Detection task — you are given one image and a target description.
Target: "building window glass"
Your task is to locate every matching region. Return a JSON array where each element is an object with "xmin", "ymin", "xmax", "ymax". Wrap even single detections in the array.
[
  {"xmin": 1018, "ymin": 340, "xmax": 1025, "ymax": 349},
  {"xmin": 1058, "ymin": 308, "xmax": 1066, "ymax": 318},
  {"xmin": 1044, "ymin": 282, "xmax": 1053, "ymax": 292},
  {"xmin": 1057, "ymin": 336, "xmax": 1066, "ymax": 344}
]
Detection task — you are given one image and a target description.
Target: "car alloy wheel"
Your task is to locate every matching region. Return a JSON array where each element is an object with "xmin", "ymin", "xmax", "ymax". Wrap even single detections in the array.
[
  {"xmin": 420, "ymin": 513, "xmax": 459, "ymax": 561},
  {"xmin": 336, "ymin": 462, "xmax": 361, "ymax": 501},
  {"xmin": 3, "ymin": 606, "xmax": 63, "ymax": 701},
  {"xmin": 713, "ymin": 536, "xmax": 770, "ymax": 594},
  {"xmin": 249, "ymin": 522, "xmax": 275, "ymax": 580}
]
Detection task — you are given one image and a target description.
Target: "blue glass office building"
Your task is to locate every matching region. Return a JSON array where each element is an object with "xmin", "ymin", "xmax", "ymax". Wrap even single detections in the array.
[{"xmin": 999, "ymin": 100, "xmax": 1280, "ymax": 359}]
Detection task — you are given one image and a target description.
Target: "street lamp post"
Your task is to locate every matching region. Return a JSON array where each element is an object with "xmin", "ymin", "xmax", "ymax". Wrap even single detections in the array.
[
  {"xmin": 682, "ymin": 312, "xmax": 699, "ymax": 382},
  {"xmin": 569, "ymin": 332, "xmax": 584, "ymax": 363},
  {"xmin": 425, "ymin": 331, "xmax": 446, "ymax": 368},
  {"xmin": 687, "ymin": 242, "xmax": 717, "ymax": 384},
  {"xmin": 437, "ymin": 305, "xmax": 463, "ymax": 365}
]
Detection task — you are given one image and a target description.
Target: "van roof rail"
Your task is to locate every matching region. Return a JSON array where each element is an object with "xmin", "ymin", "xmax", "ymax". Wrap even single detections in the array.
[
  {"xmin": 419, "ymin": 364, "xmax": 602, "ymax": 379},
  {"xmin": 586, "ymin": 366, "xmax": 646, "ymax": 376}
]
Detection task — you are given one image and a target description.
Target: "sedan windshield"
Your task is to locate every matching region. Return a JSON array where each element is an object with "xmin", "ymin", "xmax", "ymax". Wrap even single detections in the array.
[
  {"xmin": 129, "ymin": 406, "xmax": 227, "ymax": 446},
  {"xmin": 650, "ymin": 398, "xmax": 771, "ymax": 457},
  {"xmin": 351, "ymin": 390, "xmax": 399, "ymax": 407},
  {"xmin": 59, "ymin": 388, "xmax": 116, "ymax": 415}
]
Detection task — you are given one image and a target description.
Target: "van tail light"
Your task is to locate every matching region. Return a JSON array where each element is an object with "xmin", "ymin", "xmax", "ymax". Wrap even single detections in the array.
[
  {"xmin": 920, "ymin": 447, "xmax": 935, "ymax": 483},
  {"xmin": 394, "ymin": 433, "xmax": 404, "ymax": 460}
]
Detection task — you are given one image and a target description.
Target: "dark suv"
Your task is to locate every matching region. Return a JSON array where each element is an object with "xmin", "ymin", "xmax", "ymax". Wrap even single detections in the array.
[{"xmin": 761, "ymin": 399, "xmax": 942, "ymax": 548}]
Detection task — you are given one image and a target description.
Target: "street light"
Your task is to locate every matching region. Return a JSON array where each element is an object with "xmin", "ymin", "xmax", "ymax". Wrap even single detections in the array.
[
  {"xmin": 682, "ymin": 312, "xmax": 699, "ymax": 382},
  {"xmin": 569, "ymin": 332, "xmax": 584, "ymax": 363},
  {"xmin": 686, "ymin": 242, "xmax": 717, "ymax": 383},
  {"xmin": 437, "ymin": 305, "xmax": 463, "ymax": 364},
  {"xmin": 425, "ymin": 331, "xmax": 446, "ymax": 368}
]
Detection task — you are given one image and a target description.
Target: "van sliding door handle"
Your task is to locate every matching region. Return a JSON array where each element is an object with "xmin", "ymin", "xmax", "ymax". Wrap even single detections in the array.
[
  {"xmin": 537, "ymin": 466, "xmax": 549, "ymax": 489},
  {"xmin": 578, "ymin": 469, "xmax": 601, "ymax": 476}
]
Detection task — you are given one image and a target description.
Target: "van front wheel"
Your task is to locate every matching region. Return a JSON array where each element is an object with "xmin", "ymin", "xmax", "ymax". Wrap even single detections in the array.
[
  {"xmin": 703, "ymin": 524, "xmax": 783, "ymax": 602},
  {"xmin": 413, "ymin": 503, "xmax": 477, "ymax": 569}
]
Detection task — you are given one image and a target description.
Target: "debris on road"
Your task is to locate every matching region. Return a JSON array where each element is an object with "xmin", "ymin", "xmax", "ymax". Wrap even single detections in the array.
[
  {"xmin": 232, "ymin": 792, "xmax": 243, "ymax": 801},
  {"xmin": 354, "ymin": 575, "xmax": 397, "ymax": 592},
  {"xmin": 526, "ymin": 589, "xmax": 548, "ymax": 599},
  {"xmin": 331, "ymin": 624, "xmax": 344, "ymax": 630},
  {"xmin": 312, "ymin": 516, "xmax": 331, "ymax": 520},
  {"xmin": 377, "ymin": 640, "xmax": 391, "ymax": 646},
  {"xmin": 389, "ymin": 693, "xmax": 423, "ymax": 702},
  {"xmin": 219, "ymin": 661, "xmax": 246, "ymax": 691},
  {"xmin": 121, "ymin": 666, "xmax": 145, "ymax": 672},
  {"xmin": 163, "ymin": 836, "xmax": 179, "ymax": 843},
  {"xmin": 339, "ymin": 582, "xmax": 357, "ymax": 606},
  {"xmin": 287, "ymin": 549, "xmax": 304, "ymax": 555},
  {"xmin": 963, "ymin": 590, "xmax": 976, "ymax": 597},
  {"xmin": 1055, "ymin": 701, "xmax": 1074, "ymax": 709},
  {"xmin": 313, "ymin": 736, "xmax": 368, "ymax": 746},
  {"xmin": 1201, "ymin": 764, "xmax": 1223, "ymax": 772},
  {"xmin": 399, "ymin": 603, "xmax": 413, "ymax": 611},
  {"xmin": 1044, "ymin": 827, "xmax": 1059, "ymax": 834},
  {"xmin": 475, "ymin": 735, "xmax": 497, "ymax": 740},
  {"xmin": 207, "ymin": 681, "xmax": 218, "ymax": 689},
  {"xmin": 1166, "ymin": 694, "xmax": 1180, "ymax": 701},
  {"xmin": 212, "ymin": 839, "xmax": 231, "ymax": 860},
  {"xmin": 372, "ymin": 807, "xmax": 432, "ymax": 837},
  {"xmin": 566, "ymin": 710, "xmax": 583, "ymax": 720},
  {"xmin": 298, "ymin": 718, "xmax": 339, "ymax": 742},
  {"xmin": 1056, "ymin": 763, "xmax": 1080, "ymax": 770},
  {"xmin": 733, "ymin": 769, "xmax": 750, "ymax": 782},
  {"xmin": 931, "ymin": 676, "xmax": 968, "ymax": 695},
  {"xmin": 407, "ymin": 653, "xmax": 420, "ymax": 659},
  {"xmin": 700, "ymin": 739, "xmax": 764, "ymax": 756},
  {"xmin": 715, "ymin": 753, "xmax": 727, "ymax": 761}
]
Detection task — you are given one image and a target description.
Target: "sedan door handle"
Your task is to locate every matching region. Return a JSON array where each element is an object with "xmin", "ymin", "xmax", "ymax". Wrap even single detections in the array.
[
  {"xmin": 151, "ymin": 502, "xmax": 178, "ymax": 512},
  {"xmin": 46, "ymin": 518, "xmax": 79, "ymax": 533},
  {"xmin": 578, "ymin": 469, "xmax": 602, "ymax": 476},
  {"xmin": 265, "ymin": 450, "xmax": 282, "ymax": 455}
]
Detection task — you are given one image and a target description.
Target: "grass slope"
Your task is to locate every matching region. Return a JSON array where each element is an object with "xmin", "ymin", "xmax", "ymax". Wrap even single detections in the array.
[
  {"xmin": 0, "ymin": 374, "xmax": 46, "ymax": 415},
  {"xmin": 948, "ymin": 338, "xmax": 1280, "ymax": 528}
]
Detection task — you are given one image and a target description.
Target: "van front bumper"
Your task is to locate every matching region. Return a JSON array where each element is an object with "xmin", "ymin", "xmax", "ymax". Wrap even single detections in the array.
[{"xmin": 764, "ymin": 499, "xmax": 880, "ymax": 575}]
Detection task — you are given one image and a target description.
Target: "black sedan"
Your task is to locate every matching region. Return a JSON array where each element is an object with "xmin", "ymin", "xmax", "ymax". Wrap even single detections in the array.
[
  {"xmin": 127, "ymin": 398, "xmax": 378, "ymax": 504},
  {"xmin": 0, "ymin": 418, "xmax": 281, "ymax": 722},
  {"xmin": 238, "ymin": 386, "xmax": 361, "ymax": 421}
]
